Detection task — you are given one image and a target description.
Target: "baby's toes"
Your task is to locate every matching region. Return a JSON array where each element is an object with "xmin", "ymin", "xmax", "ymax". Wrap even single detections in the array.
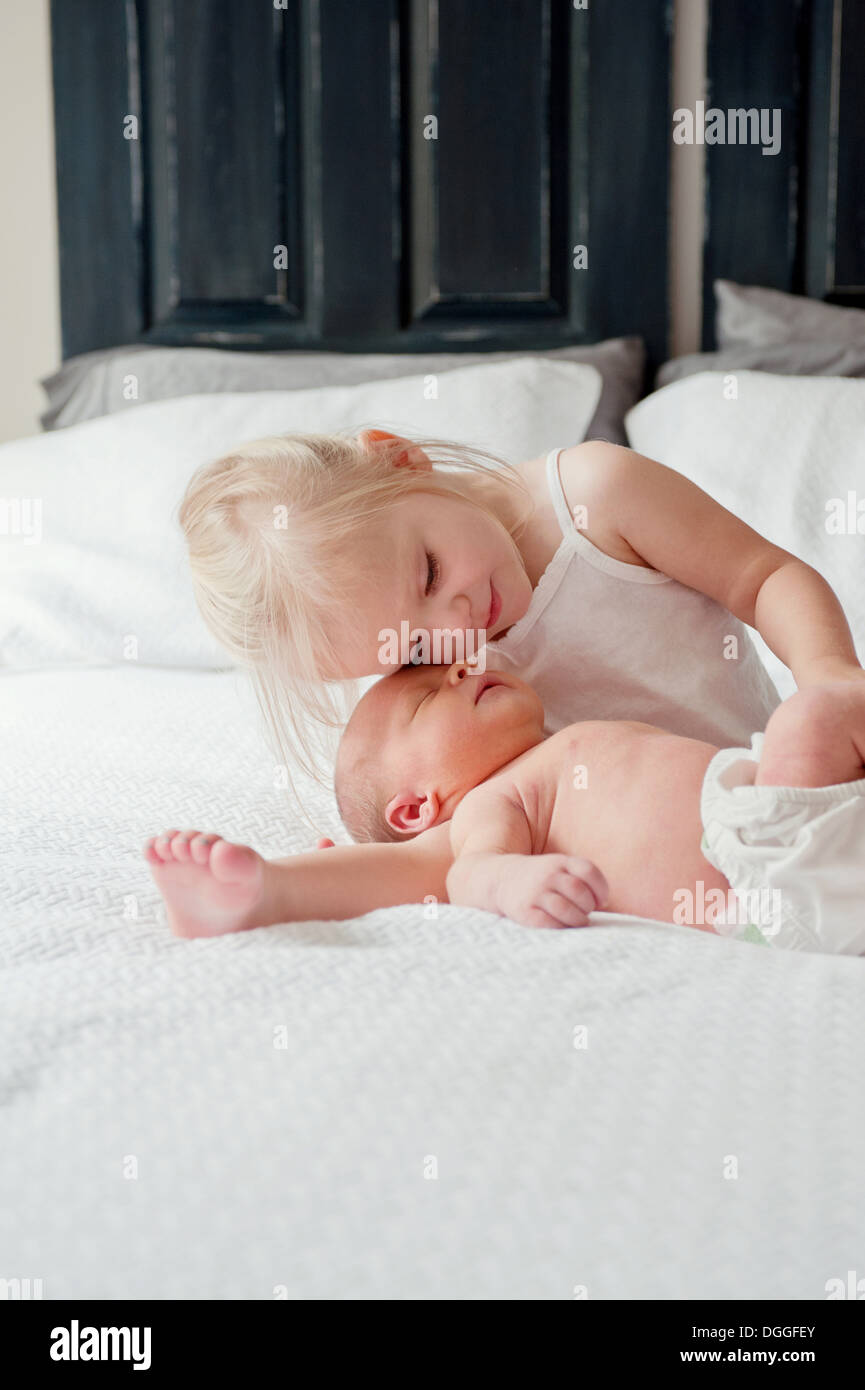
[
  {"xmin": 209, "ymin": 839, "xmax": 258, "ymax": 883},
  {"xmin": 168, "ymin": 831, "xmax": 198, "ymax": 862},
  {"xmin": 143, "ymin": 837, "xmax": 162, "ymax": 865},
  {"xmin": 152, "ymin": 830, "xmax": 180, "ymax": 862},
  {"xmin": 189, "ymin": 833, "xmax": 220, "ymax": 865}
]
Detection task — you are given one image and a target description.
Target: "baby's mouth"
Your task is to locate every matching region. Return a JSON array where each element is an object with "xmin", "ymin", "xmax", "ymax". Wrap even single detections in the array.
[{"xmin": 474, "ymin": 675, "xmax": 503, "ymax": 703}]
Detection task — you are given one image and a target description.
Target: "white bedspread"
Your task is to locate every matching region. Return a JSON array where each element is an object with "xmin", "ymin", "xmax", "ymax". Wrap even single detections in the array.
[{"xmin": 2, "ymin": 666, "xmax": 864, "ymax": 1299}]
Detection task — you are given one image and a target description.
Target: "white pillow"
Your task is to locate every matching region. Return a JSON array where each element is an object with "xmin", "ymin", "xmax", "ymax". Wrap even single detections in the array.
[
  {"xmin": 626, "ymin": 371, "xmax": 865, "ymax": 697},
  {"xmin": 0, "ymin": 357, "xmax": 601, "ymax": 669}
]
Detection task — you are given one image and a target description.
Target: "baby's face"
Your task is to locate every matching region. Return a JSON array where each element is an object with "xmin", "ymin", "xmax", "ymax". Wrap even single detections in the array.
[{"xmin": 343, "ymin": 661, "xmax": 545, "ymax": 836}]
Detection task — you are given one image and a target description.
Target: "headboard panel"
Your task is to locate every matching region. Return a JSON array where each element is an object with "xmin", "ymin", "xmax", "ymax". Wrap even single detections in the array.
[
  {"xmin": 50, "ymin": 0, "xmax": 672, "ymax": 368},
  {"xmin": 702, "ymin": 0, "xmax": 865, "ymax": 348}
]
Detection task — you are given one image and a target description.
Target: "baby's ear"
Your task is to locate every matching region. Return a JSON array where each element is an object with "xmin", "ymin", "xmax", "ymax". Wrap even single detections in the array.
[
  {"xmin": 357, "ymin": 429, "xmax": 432, "ymax": 472},
  {"xmin": 385, "ymin": 789, "xmax": 441, "ymax": 835}
]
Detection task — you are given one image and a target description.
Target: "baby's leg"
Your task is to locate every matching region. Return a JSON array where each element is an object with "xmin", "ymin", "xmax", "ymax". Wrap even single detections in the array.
[
  {"xmin": 144, "ymin": 823, "xmax": 453, "ymax": 937},
  {"xmin": 144, "ymin": 830, "xmax": 269, "ymax": 938},
  {"xmin": 755, "ymin": 686, "xmax": 865, "ymax": 788}
]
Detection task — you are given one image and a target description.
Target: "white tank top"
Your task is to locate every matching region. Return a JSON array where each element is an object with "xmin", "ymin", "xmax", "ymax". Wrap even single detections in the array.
[{"xmin": 485, "ymin": 447, "xmax": 781, "ymax": 747}]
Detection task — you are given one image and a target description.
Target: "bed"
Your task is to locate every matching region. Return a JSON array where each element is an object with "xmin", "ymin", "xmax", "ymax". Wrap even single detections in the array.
[
  {"xmin": 5, "ymin": 355, "xmax": 865, "ymax": 1298},
  {"xmin": 4, "ymin": 662, "xmax": 865, "ymax": 1300},
  {"xmin": 4, "ymin": 0, "xmax": 864, "ymax": 1300}
]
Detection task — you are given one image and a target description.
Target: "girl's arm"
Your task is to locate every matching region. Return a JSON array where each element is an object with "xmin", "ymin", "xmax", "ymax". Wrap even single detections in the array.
[{"xmin": 560, "ymin": 441, "xmax": 861, "ymax": 686}]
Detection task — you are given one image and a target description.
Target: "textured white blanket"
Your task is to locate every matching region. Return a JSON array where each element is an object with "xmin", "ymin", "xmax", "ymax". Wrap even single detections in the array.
[{"xmin": 2, "ymin": 666, "xmax": 864, "ymax": 1298}]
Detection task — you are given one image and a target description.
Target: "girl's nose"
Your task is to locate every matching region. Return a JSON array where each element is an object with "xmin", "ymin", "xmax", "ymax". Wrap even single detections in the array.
[{"xmin": 447, "ymin": 592, "xmax": 472, "ymax": 624}]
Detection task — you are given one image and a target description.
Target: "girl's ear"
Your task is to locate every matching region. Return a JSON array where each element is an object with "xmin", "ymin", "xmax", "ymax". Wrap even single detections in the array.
[
  {"xmin": 357, "ymin": 428, "xmax": 432, "ymax": 472},
  {"xmin": 384, "ymin": 788, "xmax": 441, "ymax": 835}
]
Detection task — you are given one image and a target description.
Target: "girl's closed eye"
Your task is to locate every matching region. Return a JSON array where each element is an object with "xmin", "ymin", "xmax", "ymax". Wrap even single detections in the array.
[{"xmin": 425, "ymin": 551, "xmax": 441, "ymax": 596}]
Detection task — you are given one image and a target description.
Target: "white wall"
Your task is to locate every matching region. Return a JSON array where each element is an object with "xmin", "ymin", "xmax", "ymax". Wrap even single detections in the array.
[
  {"xmin": 0, "ymin": 0, "xmax": 706, "ymax": 444},
  {"xmin": 0, "ymin": 0, "xmax": 60, "ymax": 443}
]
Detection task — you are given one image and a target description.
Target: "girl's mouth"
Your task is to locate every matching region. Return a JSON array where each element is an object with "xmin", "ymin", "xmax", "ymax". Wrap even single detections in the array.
[{"xmin": 486, "ymin": 583, "xmax": 502, "ymax": 631}]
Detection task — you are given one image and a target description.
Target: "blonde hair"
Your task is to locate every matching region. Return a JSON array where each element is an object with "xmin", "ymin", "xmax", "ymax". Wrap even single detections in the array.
[{"xmin": 178, "ymin": 427, "xmax": 531, "ymax": 799}]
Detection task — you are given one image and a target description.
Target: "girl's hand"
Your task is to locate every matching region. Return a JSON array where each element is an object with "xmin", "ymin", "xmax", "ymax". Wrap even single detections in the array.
[
  {"xmin": 797, "ymin": 663, "xmax": 865, "ymax": 767},
  {"xmin": 494, "ymin": 853, "xmax": 609, "ymax": 930}
]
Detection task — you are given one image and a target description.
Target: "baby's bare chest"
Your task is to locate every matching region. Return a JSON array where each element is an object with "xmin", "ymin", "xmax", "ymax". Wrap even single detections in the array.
[{"xmin": 515, "ymin": 723, "xmax": 713, "ymax": 865}]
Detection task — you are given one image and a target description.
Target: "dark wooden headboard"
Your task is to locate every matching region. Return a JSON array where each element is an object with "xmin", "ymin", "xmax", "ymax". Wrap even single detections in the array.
[
  {"xmin": 702, "ymin": 0, "xmax": 865, "ymax": 347},
  {"xmin": 50, "ymin": 0, "xmax": 672, "ymax": 368}
]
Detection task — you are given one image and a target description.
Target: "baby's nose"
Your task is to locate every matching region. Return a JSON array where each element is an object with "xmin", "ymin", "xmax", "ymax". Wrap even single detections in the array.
[{"xmin": 445, "ymin": 659, "xmax": 479, "ymax": 686}]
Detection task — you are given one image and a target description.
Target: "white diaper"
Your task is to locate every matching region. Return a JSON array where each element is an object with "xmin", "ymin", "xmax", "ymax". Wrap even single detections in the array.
[{"xmin": 700, "ymin": 732, "xmax": 865, "ymax": 955}]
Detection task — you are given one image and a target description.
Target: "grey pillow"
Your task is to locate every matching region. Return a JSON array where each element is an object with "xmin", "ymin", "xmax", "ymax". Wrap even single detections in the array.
[
  {"xmin": 716, "ymin": 279, "xmax": 865, "ymax": 349},
  {"xmin": 656, "ymin": 339, "xmax": 865, "ymax": 389},
  {"xmin": 39, "ymin": 337, "xmax": 645, "ymax": 446}
]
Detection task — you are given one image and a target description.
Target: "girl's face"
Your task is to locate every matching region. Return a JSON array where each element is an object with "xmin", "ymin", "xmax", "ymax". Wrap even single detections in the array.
[{"xmin": 331, "ymin": 489, "xmax": 533, "ymax": 677}]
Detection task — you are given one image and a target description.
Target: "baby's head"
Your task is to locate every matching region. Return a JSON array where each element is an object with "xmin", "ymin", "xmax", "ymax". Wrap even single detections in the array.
[
  {"xmin": 335, "ymin": 661, "xmax": 545, "ymax": 842},
  {"xmin": 179, "ymin": 427, "xmax": 532, "ymax": 780}
]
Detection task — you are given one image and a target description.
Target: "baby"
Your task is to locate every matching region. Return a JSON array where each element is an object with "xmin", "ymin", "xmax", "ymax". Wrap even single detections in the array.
[
  {"xmin": 336, "ymin": 662, "xmax": 865, "ymax": 950},
  {"xmin": 145, "ymin": 665, "xmax": 865, "ymax": 954}
]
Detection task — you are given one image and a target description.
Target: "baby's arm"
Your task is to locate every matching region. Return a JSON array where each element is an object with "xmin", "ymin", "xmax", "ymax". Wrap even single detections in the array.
[{"xmin": 446, "ymin": 783, "xmax": 608, "ymax": 930}]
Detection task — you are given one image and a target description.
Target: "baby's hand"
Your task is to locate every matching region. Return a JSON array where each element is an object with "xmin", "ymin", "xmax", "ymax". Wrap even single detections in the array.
[{"xmin": 495, "ymin": 853, "xmax": 609, "ymax": 930}]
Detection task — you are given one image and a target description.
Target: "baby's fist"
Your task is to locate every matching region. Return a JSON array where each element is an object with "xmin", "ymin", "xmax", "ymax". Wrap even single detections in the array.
[{"xmin": 497, "ymin": 854, "xmax": 609, "ymax": 930}]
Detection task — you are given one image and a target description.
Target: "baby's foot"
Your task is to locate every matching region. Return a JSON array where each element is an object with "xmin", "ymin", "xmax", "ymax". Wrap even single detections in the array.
[{"xmin": 144, "ymin": 829, "xmax": 266, "ymax": 938}]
